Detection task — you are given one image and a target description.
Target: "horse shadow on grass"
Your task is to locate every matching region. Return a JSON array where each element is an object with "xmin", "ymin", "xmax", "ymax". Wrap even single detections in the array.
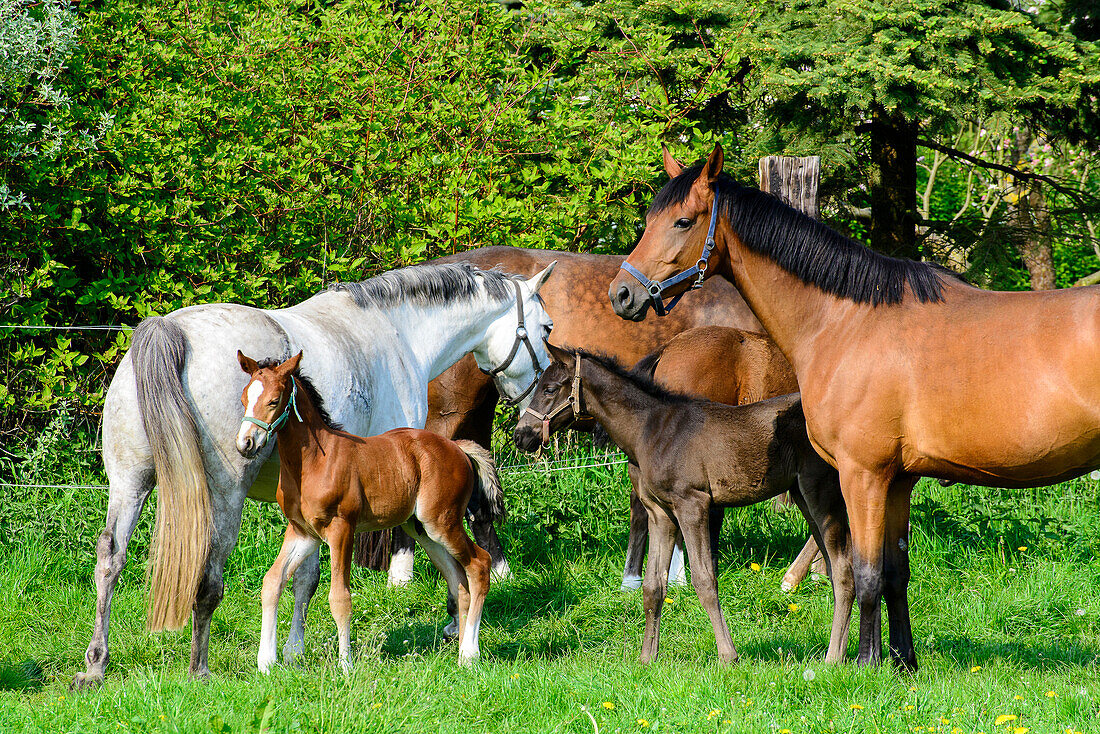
[{"xmin": 0, "ymin": 659, "xmax": 45, "ymax": 692}]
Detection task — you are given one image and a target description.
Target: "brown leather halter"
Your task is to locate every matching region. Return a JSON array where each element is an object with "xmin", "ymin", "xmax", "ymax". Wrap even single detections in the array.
[{"xmin": 522, "ymin": 353, "xmax": 587, "ymax": 446}]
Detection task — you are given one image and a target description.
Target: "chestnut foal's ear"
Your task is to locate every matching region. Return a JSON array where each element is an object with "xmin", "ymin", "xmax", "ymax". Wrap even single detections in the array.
[
  {"xmin": 526, "ymin": 261, "xmax": 556, "ymax": 294},
  {"xmin": 238, "ymin": 350, "xmax": 259, "ymax": 375},
  {"xmin": 279, "ymin": 351, "xmax": 303, "ymax": 374},
  {"xmin": 546, "ymin": 342, "xmax": 573, "ymax": 366},
  {"xmin": 702, "ymin": 142, "xmax": 724, "ymax": 185},
  {"xmin": 662, "ymin": 144, "xmax": 685, "ymax": 179}
]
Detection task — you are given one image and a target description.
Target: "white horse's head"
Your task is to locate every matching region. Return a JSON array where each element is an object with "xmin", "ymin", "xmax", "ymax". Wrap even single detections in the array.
[{"xmin": 472, "ymin": 262, "xmax": 556, "ymax": 410}]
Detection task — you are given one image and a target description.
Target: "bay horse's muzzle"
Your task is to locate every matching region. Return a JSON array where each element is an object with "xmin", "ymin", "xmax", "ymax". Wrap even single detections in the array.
[{"xmin": 609, "ymin": 278, "xmax": 651, "ymax": 322}]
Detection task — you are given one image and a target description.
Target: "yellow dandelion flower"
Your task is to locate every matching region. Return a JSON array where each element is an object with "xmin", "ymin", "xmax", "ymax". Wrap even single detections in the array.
[
  {"xmin": 1017, "ymin": 546, "xmax": 1027, "ymax": 551},
  {"xmin": 636, "ymin": 718, "xmax": 649, "ymax": 728},
  {"xmin": 788, "ymin": 603, "xmax": 800, "ymax": 612},
  {"xmin": 707, "ymin": 709, "xmax": 720, "ymax": 719},
  {"xmin": 953, "ymin": 728, "xmax": 964, "ymax": 734},
  {"xmin": 850, "ymin": 704, "xmax": 864, "ymax": 710},
  {"xmin": 941, "ymin": 717, "xmax": 950, "ymax": 724},
  {"xmin": 1013, "ymin": 695, "xmax": 1024, "ymax": 701},
  {"xmin": 1045, "ymin": 691, "xmax": 1055, "ymax": 698},
  {"xmin": 665, "ymin": 598, "xmax": 675, "ymax": 604},
  {"xmin": 780, "ymin": 730, "xmax": 792, "ymax": 734},
  {"xmin": 602, "ymin": 702, "xmax": 615, "ymax": 710},
  {"xmin": 512, "ymin": 674, "xmax": 519, "ymax": 679},
  {"xmin": 995, "ymin": 714, "xmax": 1017, "ymax": 726},
  {"xmin": 1013, "ymin": 728, "xmax": 1029, "ymax": 734},
  {"xmin": 971, "ymin": 665, "xmax": 982, "ymax": 672},
  {"xmin": 905, "ymin": 705, "xmax": 915, "ymax": 711},
  {"xmin": 372, "ymin": 703, "xmax": 383, "ymax": 709},
  {"xmin": 751, "ymin": 563, "xmax": 761, "ymax": 572}
]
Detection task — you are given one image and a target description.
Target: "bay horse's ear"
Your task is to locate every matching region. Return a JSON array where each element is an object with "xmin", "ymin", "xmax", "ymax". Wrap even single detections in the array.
[
  {"xmin": 238, "ymin": 350, "xmax": 259, "ymax": 375},
  {"xmin": 526, "ymin": 261, "xmax": 556, "ymax": 294},
  {"xmin": 662, "ymin": 144, "xmax": 685, "ymax": 179},
  {"xmin": 702, "ymin": 142, "xmax": 724, "ymax": 185},
  {"xmin": 546, "ymin": 341, "xmax": 572, "ymax": 366},
  {"xmin": 280, "ymin": 351, "xmax": 303, "ymax": 374}
]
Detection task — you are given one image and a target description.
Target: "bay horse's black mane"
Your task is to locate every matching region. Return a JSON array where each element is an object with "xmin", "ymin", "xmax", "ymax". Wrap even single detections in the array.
[
  {"xmin": 650, "ymin": 163, "xmax": 953, "ymax": 306},
  {"xmin": 256, "ymin": 358, "xmax": 343, "ymax": 431}
]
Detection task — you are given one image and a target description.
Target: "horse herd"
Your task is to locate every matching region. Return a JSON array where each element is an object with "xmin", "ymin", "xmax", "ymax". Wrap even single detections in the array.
[{"xmin": 71, "ymin": 143, "xmax": 1100, "ymax": 687}]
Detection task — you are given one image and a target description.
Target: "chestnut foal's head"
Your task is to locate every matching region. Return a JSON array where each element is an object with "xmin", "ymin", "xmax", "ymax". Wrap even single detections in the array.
[{"xmin": 235, "ymin": 350, "xmax": 302, "ymax": 458}]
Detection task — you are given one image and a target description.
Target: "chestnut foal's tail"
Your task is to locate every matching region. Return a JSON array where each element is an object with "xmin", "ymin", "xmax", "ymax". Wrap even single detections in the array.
[
  {"xmin": 132, "ymin": 316, "xmax": 212, "ymax": 632},
  {"xmin": 454, "ymin": 440, "xmax": 505, "ymax": 523}
]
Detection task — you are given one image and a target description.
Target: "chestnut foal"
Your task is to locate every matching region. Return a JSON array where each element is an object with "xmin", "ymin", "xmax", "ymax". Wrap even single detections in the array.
[
  {"xmin": 236, "ymin": 351, "xmax": 499, "ymax": 671},
  {"xmin": 515, "ymin": 344, "xmax": 853, "ymax": 664}
]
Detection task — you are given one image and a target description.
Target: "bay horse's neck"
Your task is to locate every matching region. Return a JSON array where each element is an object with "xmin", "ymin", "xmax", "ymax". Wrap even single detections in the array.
[
  {"xmin": 577, "ymin": 360, "xmax": 665, "ymax": 464},
  {"xmin": 386, "ymin": 298, "xmax": 511, "ymax": 385}
]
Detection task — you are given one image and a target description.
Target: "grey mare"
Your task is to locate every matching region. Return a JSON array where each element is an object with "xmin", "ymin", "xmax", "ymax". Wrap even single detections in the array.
[{"xmin": 72, "ymin": 262, "xmax": 554, "ymax": 687}]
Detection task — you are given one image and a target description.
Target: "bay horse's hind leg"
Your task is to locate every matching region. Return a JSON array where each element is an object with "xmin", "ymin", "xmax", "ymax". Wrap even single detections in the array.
[
  {"xmin": 622, "ymin": 465, "xmax": 648, "ymax": 591},
  {"xmin": 72, "ymin": 467, "xmax": 154, "ymax": 690},
  {"xmin": 284, "ymin": 549, "xmax": 321, "ymax": 662},
  {"xmin": 883, "ymin": 477, "xmax": 918, "ymax": 671},
  {"xmin": 672, "ymin": 489, "xmax": 738, "ymax": 664}
]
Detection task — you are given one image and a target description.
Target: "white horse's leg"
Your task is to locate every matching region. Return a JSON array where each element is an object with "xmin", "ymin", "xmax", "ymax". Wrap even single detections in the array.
[
  {"xmin": 71, "ymin": 466, "xmax": 153, "ymax": 689},
  {"xmin": 388, "ymin": 528, "xmax": 416, "ymax": 586},
  {"xmin": 284, "ymin": 548, "xmax": 320, "ymax": 662},
  {"xmin": 668, "ymin": 540, "xmax": 688, "ymax": 587}
]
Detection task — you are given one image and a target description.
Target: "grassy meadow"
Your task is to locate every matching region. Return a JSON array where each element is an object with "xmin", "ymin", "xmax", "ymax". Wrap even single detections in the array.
[{"xmin": 1, "ymin": 420, "xmax": 1099, "ymax": 733}]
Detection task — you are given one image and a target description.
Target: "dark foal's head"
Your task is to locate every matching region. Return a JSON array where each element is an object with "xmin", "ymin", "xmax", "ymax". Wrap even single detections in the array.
[
  {"xmin": 513, "ymin": 343, "xmax": 578, "ymax": 453},
  {"xmin": 235, "ymin": 350, "xmax": 302, "ymax": 458}
]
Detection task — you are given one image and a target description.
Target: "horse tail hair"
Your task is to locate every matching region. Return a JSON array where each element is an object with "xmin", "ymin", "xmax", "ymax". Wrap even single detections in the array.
[
  {"xmin": 132, "ymin": 316, "xmax": 212, "ymax": 632},
  {"xmin": 455, "ymin": 440, "xmax": 505, "ymax": 523},
  {"xmin": 631, "ymin": 348, "xmax": 663, "ymax": 380}
]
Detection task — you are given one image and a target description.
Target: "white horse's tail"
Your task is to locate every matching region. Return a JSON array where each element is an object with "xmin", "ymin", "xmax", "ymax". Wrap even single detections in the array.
[
  {"xmin": 132, "ymin": 316, "xmax": 211, "ymax": 632},
  {"xmin": 455, "ymin": 440, "xmax": 505, "ymax": 523}
]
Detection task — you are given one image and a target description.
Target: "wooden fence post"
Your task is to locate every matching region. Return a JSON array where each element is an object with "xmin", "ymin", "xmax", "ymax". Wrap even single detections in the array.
[{"xmin": 758, "ymin": 156, "xmax": 821, "ymax": 220}]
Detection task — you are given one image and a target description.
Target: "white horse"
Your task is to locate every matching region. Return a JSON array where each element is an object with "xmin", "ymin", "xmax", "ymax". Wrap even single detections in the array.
[{"xmin": 71, "ymin": 261, "xmax": 555, "ymax": 687}]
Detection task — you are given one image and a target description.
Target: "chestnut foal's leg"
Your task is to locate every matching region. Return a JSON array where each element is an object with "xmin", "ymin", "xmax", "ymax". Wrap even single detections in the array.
[
  {"xmin": 673, "ymin": 489, "xmax": 738, "ymax": 664},
  {"xmin": 781, "ymin": 537, "xmax": 822, "ymax": 592},
  {"xmin": 326, "ymin": 518, "xmax": 356, "ymax": 673},
  {"xmin": 258, "ymin": 526, "xmax": 321, "ymax": 673},
  {"xmin": 622, "ymin": 464, "xmax": 648, "ymax": 591},
  {"xmin": 639, "ymin": 499, "xmax": 677, "ymax": 664}
]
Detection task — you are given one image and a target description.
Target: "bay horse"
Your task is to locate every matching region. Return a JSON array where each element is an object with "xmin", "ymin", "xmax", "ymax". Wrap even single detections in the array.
[
  {"xmin": 237, "ymin": 351, "xmax": 500, "ymax": 671},
  {"xmin": 620, "ymin": 325, "xmax": 803, "ymax": 590},
  {"xmin": 513, "ymin": 344, "xmax": 853, "ymax": 664},
  {"xmin": 72, "ymin": 262, "xmax": 554, "ymax": 687},
  {"xmin": 372, "ymin": 247, "xmax": 766, "ymax": 587},
  {"xmin": 610, "ymin": 142, "xmax": 1100, "ymax": 669}
]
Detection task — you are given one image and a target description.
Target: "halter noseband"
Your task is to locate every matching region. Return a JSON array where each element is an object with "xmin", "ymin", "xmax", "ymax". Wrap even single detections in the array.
[
  {"xmin": 522, "ymin": 353, "xmax": 587, "ymax": 446},
  {"xmin": 243, "ymin": 378, "xmax": 302, "ymax": 434},
  {"xmin": 619, "ymin": 188, "xmax": 720, "ymax": 317},
  {"xmin": 481, "ymin": 278, "xmax": 546, "ymax": 406}
]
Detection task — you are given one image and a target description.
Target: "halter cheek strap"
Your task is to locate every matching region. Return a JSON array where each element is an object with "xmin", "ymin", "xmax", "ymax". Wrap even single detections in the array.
[
  {"xmin": 243, "ymin": 379, "xmax": 302, "ymax": 434},
  {"xmin": 482, "ymin": 278, "xmax": 545, "ymax": 406},
  {"xmin": 619, "ymin": 189, "xmax": 720, "ymax": 317},
  {"xmin": 522, "ymin": 354, "xmax": 586, "ymax": 447}
]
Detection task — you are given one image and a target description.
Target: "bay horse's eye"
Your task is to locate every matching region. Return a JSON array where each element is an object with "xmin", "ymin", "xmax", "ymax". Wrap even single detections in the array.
[{"xmin": 674, "ymin": 218, "xmax": 693, "ymax": 229}]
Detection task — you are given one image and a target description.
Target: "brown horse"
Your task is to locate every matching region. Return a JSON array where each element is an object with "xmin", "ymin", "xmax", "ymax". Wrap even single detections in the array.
[
  {"xmin": 620, "ymin": 325, "xmax": 803, "ymax": 589},
  {"xmin": 610, "ymin": 142, "xmax": 1100, "ymax": 669},
  {"xmin": 236, "ymin": 351, "xmax": 501, "ymax": 670},
  {"xmin": 514, "ymin": 345, "xmax": 853, "ymax": 664},
  {"xmin": 371, "ymin": 247, "xmax": 766, "ymax": 586}
]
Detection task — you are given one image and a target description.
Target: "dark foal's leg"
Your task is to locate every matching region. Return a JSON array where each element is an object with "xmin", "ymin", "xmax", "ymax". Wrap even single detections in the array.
[
  {"xmin": 883, "ymin": 477, "xmax": 919, "ymax": 671},
  {"xmin": 707, "ymin": 505, "xmax": 724, "ymax": 576},
  {"xmin": 674, "ymin": 489, "xmax": 738, "ymax": 664},
  {"xmin": 622, "ymin": 464, "xmax": 648, "ymax": 591},
  {"xmin": 838, "ymin": 464, "xmax": 891, "ymax": 666},
  {"xmin": 639, "ymin": 499, "xmax": 678, "ymax": 664}
]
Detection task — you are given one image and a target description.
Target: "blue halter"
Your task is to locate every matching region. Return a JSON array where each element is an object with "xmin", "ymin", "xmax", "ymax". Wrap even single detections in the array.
[
  {"xmin": 619, "ymin": 190, "xmax": 720, "ymax": 317},
  {"xmin": 243, "ymin": 379, "xmax": 302, "ymax": 434}
]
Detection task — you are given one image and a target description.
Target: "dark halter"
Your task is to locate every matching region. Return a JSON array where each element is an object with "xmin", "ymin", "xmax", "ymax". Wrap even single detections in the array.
[
  {"xmin": 522, "ymin": 353, "xmax": 587, "ymax": 446},
  {"xmin": 481, "ymin": 278, "xmax": 546, "ymax": 406},
  {"xmin": 619, "ymin": 188, "xmax": 720, "ymax": 317}
]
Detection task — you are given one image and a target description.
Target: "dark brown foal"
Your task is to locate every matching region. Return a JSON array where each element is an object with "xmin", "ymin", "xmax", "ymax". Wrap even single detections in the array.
[
  {"xmin": 236, "ymin": 351, "xmax": 500, "ymax": 671},
  {"xmin": 515, "ymin": 344, "xmax": 853, "ymax": 664}
]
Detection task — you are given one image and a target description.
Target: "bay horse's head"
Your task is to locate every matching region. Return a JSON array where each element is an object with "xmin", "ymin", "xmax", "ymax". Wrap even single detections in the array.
[
  {"xmin": 513, "ymin": 342, "xmax": 581, "ymax": 453},
  {"xmin": 235, "ymin": 350, "xmax": 302, "ymax": 458},
  {"xmin": 610, "ymin": 143, "xmax": 726, "ymax": 321}
]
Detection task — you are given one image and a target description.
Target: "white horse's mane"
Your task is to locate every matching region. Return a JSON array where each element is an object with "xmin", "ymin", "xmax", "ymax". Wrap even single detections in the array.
[{"xmin": 328, "ymin": 262, "xmax": 520, "ymax": 311}]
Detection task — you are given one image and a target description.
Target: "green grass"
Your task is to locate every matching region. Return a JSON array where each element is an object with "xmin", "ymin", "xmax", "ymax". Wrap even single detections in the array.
[{"xmin": 1, "ymin": 432, "xmax": 1099, "ymax": 733}]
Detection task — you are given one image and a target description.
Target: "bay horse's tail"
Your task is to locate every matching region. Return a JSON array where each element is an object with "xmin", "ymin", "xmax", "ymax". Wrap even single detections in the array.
[
  {"xmin": 630, "ymin": 348, "xmax": 664, "ymax": 380},
  {"xmin": 455, "ymin": 440, "xmax": 505, "ymax": 523},
  {"xmin": 131, "ymin": 316, "xmax": 211, "ymax": 632}
]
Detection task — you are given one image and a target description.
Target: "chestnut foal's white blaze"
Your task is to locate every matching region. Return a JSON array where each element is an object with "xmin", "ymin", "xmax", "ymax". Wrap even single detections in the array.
[
  {"xmin": 74, "ymin": 262, "xmax": 554, "ymax": 687},
  {"xmin": 236, "ymin": 379, "xmax": 268, "ymax": 452}
]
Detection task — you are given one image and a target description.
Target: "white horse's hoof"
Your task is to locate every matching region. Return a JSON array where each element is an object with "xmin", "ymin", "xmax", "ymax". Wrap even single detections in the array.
[
  {"xmin": 258, "ymin": 656, "xmax": 275, "ymax": 675},
  {"xmin": 490, "ymin": 560, "xmax": 513, "ymax": 582},
  {"xmin": 620, "ymin": 575, "xmax": 643, "ymax": 591}
]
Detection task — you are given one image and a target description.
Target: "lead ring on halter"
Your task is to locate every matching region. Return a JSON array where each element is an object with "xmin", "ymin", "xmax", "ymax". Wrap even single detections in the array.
[
  {"xmin": 482, "ymin": 278, "xmax": 546, "ymax": 406},
  {"xmin": 522, "ymin": 352, "xmax": 587, "ymax": 447},
  {"xmin": 619, "ymin": 185, "xmax": 720, "ymax": 317}
]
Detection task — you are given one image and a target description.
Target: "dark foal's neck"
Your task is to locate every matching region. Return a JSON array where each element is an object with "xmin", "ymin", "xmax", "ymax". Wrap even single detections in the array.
[{"xmin": 575, "ymin": 358, "xmax": 678, "ymax": 464}]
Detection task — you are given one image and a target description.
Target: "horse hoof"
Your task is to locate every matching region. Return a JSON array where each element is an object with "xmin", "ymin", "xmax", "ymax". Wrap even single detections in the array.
[
  {"xmin": 458, "ymin": 651, "xmax": 479, "ymax": 666},
  {"xmin": 442, "ymin": 619, "xmax": 459, "ymax": 639},
  {"xmin": 70, "ymin": 671, "xmax": 104, "ymax": 691},
  {"xmin": 490, "ymin": 561, "xmax": 513, "ymax": 582},
  {"xmin": 719, "ymin": 651, "xmax": 740, "ymax": 666},
  {"xmin": 620, "ymin": 576, "xmax": 643, "ymax": 592},
  {"xmin": 780, "ymin": 580, "xmax": 796, "ymax": 592}
]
